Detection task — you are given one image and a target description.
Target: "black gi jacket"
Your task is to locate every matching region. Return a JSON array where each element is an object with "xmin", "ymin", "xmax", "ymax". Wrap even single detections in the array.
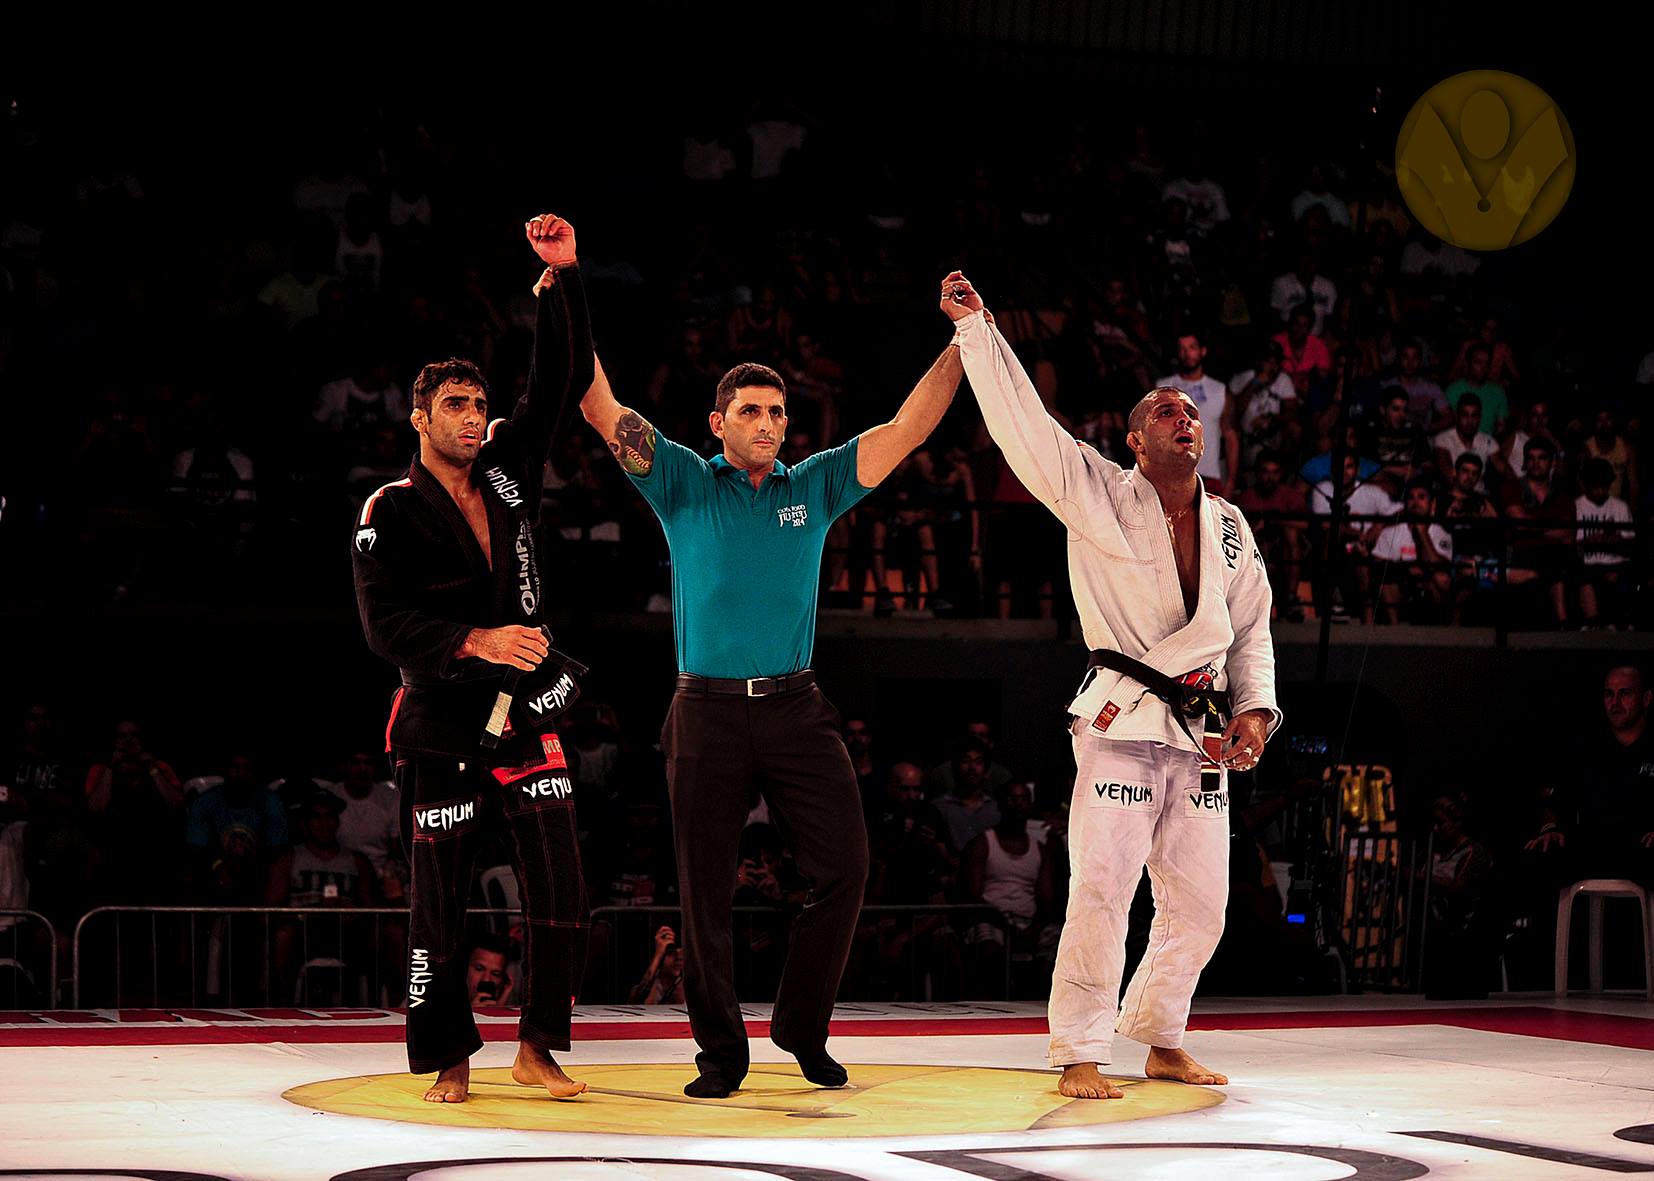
[{"xmin": 352, "ymin": 266, "xmax": 594, "ymax": 758}]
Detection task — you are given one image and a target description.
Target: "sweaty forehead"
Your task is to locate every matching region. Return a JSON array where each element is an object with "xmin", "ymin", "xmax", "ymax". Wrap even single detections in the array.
[{"xmin": 1147, "ymin": 390, "xmax": 1197, "ymax": 416}]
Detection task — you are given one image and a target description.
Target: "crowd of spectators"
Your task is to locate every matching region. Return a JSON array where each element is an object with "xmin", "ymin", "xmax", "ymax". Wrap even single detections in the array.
[
  {"xmin": 0, "ymin": 697, "xmax": 1081, "ymax": 1005},
  {"xmin": 2, "ymin": 100, "xmax": 1644, "ymax": 627},
  {"xmin": 5, "ymin": 655, "xmax": 1651, "ymax": 1007}
]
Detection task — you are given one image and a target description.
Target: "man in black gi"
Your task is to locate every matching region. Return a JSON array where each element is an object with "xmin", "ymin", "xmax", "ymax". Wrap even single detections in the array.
[{"xmin": 352, "ymin": 214, "xmax": 592, "ymax": 1103}]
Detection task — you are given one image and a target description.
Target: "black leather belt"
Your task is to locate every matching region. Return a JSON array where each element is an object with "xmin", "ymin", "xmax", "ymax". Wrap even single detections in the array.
[{"xmin": 674, "ymin": 669, "xmax": 816, "ymax": 698}]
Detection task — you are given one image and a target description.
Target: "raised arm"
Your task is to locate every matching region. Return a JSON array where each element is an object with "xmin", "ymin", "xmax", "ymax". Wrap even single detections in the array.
[
  {"xmin": 581, "ymin": 354, "xmax": 659, "ymax": 477},
  {"xmin": 949, "ymin": 272, "xmax": 1106, "ymax": 525},
  {"xmin": 855, "ymin": 302, "xmax": 965, "ymax": 487},
  {"xmin": 510, "ymin": 214, "xmax": 593, "ymax": 460}
]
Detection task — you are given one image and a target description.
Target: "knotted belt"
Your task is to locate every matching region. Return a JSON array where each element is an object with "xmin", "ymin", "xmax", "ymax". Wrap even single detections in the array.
[{"xmin": 1087, "ymin": 649, "xmax": 1230, "ymax": 765}]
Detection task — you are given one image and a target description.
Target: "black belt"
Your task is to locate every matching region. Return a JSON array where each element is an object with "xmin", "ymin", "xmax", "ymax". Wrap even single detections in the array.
[
  {"xmin": 1087, "ymin": 649, "xmax": 1230, "ymax": 751},
  {"xmin": 674, "ymin": 669, "xmax": 816, "ymax": 698}
]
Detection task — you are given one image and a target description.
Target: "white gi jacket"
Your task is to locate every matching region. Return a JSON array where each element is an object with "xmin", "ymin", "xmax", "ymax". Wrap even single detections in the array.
[{"xmin": 954, "ymin": 310, "xmax": 1282, "ymax": 754}]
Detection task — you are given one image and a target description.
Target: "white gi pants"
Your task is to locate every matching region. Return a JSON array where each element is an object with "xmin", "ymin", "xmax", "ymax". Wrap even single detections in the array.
[{"xmin": 1048, "ymin": 731, "xmax": 1229, "ymax": 1066}]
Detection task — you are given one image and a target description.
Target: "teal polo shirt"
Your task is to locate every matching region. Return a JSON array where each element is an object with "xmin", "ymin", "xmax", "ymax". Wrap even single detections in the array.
[{"xmin": 627, "ymin": 434, "xmax": 874, "ymax": 678}]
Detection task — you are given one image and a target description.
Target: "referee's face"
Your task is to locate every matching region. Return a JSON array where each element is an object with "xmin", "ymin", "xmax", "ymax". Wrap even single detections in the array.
[{"xmin": 712, "ymin": 387, "xmax": 788, "ymax": 470}]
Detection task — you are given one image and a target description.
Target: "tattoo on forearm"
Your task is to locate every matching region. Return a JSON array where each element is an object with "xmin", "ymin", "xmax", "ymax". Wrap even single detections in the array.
[{"xmin": 610, "ymin": 410, "xmax": 657, "ymax": 476}]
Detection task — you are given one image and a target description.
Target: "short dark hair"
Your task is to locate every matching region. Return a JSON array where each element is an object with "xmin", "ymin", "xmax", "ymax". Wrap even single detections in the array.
[
  {"xmin": 1454, "ymin": 451, "xmax": 1484, "ymax": 471},
  {"xmin": 1523, "ymin": 436, "xmax": 1556, "ymax": 461},
  {"xmin": 468, "ymin": 933, "xmax": 511, "ymax": 960},
  {"xmin": 1582, "ymin": 456, "xmax": 1616, "ymax": 487},
  {"xmin": 1255, "ymin": 447, "xmax": 1284, "ymax": 469},
  {"xmin": 1383, "ymin": 385, "xmax": 1408, "ymax": 408},
  {"xmin": 1404, "ymin": 477, "xmax": 1435, "ymax": 498},
  {"xmin": 715, "ymin": 363, "xmax": 786, "ymax": 416},
  {"xmin": 1467, "ymin": 342, "xmax": 1492, "ymax": 361},
  {"xmin": 412, "ymin": 358, "xmax": 489, "ymax": 415},
  {"xmin": 1128, "ymin": 386, "xmax": 1191, "ymax": 435},
  {"xmin": 1456, "ymin": 391, "xmax": 1482, "ymax": 411}
]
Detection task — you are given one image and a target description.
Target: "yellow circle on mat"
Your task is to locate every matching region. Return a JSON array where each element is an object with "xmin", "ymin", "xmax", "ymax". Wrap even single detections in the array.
[{"xmin": 284, "ymin": 1062, "xmax": 1222, "ymax": 1138}]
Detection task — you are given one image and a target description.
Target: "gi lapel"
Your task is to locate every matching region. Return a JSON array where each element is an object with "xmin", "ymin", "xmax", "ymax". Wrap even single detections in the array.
[
  {"xmin": 409, "ymin": 459, "xmax": 493, "ymax": 578},
  {"xmin": 1136, "ymin": 479, "xmax": 1226, "ymax": 678}
]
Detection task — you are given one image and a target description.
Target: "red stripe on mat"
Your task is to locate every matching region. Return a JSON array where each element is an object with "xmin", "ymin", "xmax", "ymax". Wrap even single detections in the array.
[{"xmin": 0, "ymin": 1007, "xmax": 1648, "ymax": 1050}]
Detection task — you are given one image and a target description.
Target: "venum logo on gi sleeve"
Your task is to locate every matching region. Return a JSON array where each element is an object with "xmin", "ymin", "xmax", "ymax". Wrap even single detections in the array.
[
  {"xmin": 1091, "ymin": 781, "xmax": 1154, "ymax": 809},
  {"xmin": 355, "ymin": 527, "xmax": 377, "ymax": 553},
  {"xmin": 484, "ymin": 465, "xmax": 524, "ymax": 508},
  {"xmin": 777, "ymin": 504, "xmax": 809, "ymax": 528},
  {"xmin": 1219, "ymin": 512, "xmax": 1242, "ymax": 569}
]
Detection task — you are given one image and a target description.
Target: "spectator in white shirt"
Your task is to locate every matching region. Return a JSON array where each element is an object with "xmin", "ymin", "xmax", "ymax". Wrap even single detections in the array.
[
  {"xmin": 1226, "ymin": 339, "xmax": 1300, "ymax": 473},
  {"xmin": 1155, "ymin": 328, "xmax": 1238, "ymax": 493},
  {"xmin": 322, "ymin": 751, "xmax": 401, "ymax": 886},
  {"xmin": 1308, "ymin": 454, "xmax": 1399, "ymax": 622},
  {"xmin": 315, "ymin": 355, "xmax": 408, "ymax": 441},
  {"xmin": 1162, "ymin": 155, "xmax": 1230, "ymax": 234},
  {"xmin": 1270, "ymin": 253, "xmax": 1337, "ymax": 334},
  {"xmin": 1290, "ymin": 164, "xmax": 1350, "ymax": 227},
  {"xmin": 1372, "ymin": 481, "xmax": 1453, "ymax": 623},
  {"xmin": 335, "ymin": 194, "xmax": 384, "ymax": 292},
  {"xmin": 1394, "ymin": 339, "xmax": 1449, "ymax": 432},
  {"xmin": 1575, "ymin": 457, "xmax": 1636, "ymax": 628},
  {"xmin": 1432, "ymin": 393, "xmax": 1502, "ymax": 489}
]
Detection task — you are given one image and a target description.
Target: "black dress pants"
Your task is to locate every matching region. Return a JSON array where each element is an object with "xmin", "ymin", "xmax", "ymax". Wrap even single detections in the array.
[
  {"xmin": 661, "ymin": 682, "xmax": 869, "ymax": 1085},
  {"xmin": 393, "ymin": 736, "xmax": 589, "ymax": 1074}
]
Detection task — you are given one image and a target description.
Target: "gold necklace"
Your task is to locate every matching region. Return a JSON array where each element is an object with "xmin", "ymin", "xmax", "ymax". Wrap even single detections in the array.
[{"xmin": 1165, "ymin": 504, "xmax": 1194, "ymax": 543}]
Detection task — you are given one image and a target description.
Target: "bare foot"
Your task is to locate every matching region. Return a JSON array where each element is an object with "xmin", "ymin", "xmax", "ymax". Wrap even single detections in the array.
[
  {"xmin": 1057, "ymin": 1062, "xmax": 1125, "ymax": 1100},
  {"xmin": 1145, "ymin": 1045, "xmax": 1227, "ymax": 1086},
  {"xmin": 422, "ymin": 1061, "xmax": 469, "ymax": 1103},
  {"xmin": 511, "ymin": 1042, "xmax": 588, "ymax": 1099}
]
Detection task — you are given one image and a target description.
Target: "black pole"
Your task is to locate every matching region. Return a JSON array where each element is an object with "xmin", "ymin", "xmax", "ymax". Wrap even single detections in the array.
[{"xmin": 1314, "ymin": 84, "xmax": 1384, "ymax": 688}]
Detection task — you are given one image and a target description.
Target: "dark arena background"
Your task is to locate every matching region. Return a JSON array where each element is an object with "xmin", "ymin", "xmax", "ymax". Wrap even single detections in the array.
[{"xmin": 2, "ymin": 7, "xmax": 1652, "ymax": 1179}]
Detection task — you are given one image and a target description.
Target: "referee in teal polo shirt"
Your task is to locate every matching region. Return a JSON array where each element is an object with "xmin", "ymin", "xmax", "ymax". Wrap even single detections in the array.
[{"xmin": 580, "ymin": 274, "xmax": 973, "ymax": 1098}]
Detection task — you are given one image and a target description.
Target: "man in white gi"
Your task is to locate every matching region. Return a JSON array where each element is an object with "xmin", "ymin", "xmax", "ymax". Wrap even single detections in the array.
[{"xmin": 943, "ymin": 272, "xmax": 1279, "ymax": 1099}]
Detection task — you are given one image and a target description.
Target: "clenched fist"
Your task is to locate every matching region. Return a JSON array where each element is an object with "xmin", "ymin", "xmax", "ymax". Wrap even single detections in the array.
[
  {"xmin": 525, "ymin": 213, "xmax": 577, "ymax": 269},
  {"xmin": 939, "ymin": 270, "xmax": 987, "ymax": 321}
]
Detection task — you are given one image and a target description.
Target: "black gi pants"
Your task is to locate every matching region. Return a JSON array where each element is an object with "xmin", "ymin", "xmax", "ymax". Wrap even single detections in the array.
[
  {"xmin": 662, "ymin": 682, "xmax": 869, "ymax": 1085},
  {"xmin": 393, "ymin": 736, "xmax": 589, "ymax": 1075}
]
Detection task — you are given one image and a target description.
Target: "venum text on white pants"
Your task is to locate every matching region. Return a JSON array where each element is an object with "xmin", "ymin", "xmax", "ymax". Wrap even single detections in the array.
[{"xmin": 1048, "ymin": 733, "xmax": 1228, "ymax": 1066}]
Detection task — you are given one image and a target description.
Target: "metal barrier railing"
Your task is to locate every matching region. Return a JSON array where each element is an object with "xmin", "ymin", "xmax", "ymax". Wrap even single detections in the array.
[
  {"xmin": 72, "ymin": 902, "xmax": 1017, "ymax": 1009},
  {"xmin": 71, "ymin": 905, "xmax": 514, "ymax": 1010},
  {"xmin": 0, "ymin": 910, "xmax": 59, "ymax": 1009}
]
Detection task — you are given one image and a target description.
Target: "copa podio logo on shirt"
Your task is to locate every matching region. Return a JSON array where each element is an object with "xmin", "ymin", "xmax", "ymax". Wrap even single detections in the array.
[{"xmin": 777, "ymin": 504, "xmax": 808, "ymax": 528}]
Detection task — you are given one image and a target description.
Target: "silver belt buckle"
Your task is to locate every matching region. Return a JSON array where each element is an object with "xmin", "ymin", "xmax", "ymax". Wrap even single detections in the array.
[{"xmin": 747, "ymin": 677, "xmax": 763, "ymax": 697}]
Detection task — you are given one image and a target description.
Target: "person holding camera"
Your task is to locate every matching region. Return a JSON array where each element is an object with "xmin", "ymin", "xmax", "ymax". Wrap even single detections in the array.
[
  {"xmin": 630, "ymin": 925, "xmax": 687, "ymax": 1005},
  {"xmin": 466, "ymin": 935, "xmax": 515, "ymax": 1009}
]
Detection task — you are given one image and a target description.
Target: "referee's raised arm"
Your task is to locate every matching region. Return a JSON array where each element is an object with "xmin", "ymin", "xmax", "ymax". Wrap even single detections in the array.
[{"xmin": 582, "ymin": 353, "xmax": 659, "ymax": 479}]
